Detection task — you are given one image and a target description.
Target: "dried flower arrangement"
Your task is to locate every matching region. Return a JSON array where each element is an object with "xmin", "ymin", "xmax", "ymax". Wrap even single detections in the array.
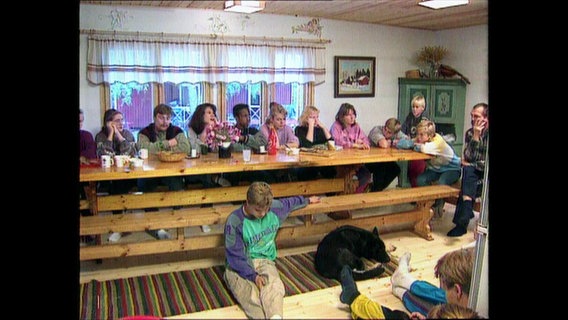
[
  {"xmin": 416, "ymin": 46, "xmax": 448, "ymax": 78},
  {"xmin": 417, "ymin": 45, "xmax": 448, "ymax": 65}
]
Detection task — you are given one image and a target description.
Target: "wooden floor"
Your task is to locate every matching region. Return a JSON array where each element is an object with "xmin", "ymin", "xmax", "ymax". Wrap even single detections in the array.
[{"xmin": 80, "ymin": 201, "xmax": 479, "ymax": 319}]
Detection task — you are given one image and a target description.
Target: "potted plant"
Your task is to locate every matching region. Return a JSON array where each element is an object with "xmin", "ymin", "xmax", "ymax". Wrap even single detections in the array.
[{"xmin": 206, "ymin": 121, "xmax": 241, "ymax": 158}]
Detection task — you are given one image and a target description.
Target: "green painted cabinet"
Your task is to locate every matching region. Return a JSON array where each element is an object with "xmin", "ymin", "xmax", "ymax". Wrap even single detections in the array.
[{"xmin": 397, "ymin": 78, "xmax": 467, "ymax": 187}]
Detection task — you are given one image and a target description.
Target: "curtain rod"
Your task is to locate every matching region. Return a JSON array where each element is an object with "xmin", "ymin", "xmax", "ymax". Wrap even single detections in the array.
[{"xmin": 79, "ymin": 29, "xmax": 331, "ymax": 44}]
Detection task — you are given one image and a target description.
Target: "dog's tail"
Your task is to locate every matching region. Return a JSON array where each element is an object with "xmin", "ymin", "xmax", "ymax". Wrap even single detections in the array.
[{"xmin": 351, "ymin": 265, "xmax": 385, "ymax": 281}]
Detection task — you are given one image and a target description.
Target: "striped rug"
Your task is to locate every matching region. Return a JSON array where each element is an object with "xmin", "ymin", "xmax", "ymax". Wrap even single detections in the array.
[{"xmin": 79, "ymin": 252, "xmax": 398, "ymax": 319}]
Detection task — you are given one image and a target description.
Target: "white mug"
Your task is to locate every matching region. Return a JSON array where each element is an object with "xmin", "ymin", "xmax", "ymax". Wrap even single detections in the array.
[
  {"xmin": 101, "ymin": 155, "xmax": 111, "ymax": 168},
  {"xmin": 114, "ymin": 155, "xmax": 129, "ymax": 167},
  {"xmin": 139, "ymin": 148, "xmax": 148, "ymax": 159},
  {"xmin": 259, "ymin": 145, "xmax": 266, "ymax": 153},
  {"xmin": 191, "ymin": 149, "xmax": 197, "ymax": 158}
]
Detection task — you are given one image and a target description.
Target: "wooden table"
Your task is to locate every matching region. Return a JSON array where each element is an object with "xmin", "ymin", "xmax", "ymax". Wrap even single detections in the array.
[
  {"xmin": 81, "ymin": 148, "xmax": 431, "ymax": 213},
  {"xmin": 80, "ymin": 148, "xmax": 449, "ymax": 261},
  {"xmin": 80, "ymin": 147, "xmax": 431, "ymax": 182}
]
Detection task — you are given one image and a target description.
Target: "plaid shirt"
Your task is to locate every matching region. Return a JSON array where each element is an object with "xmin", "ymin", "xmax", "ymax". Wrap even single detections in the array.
[{"xmin": 463, "ymin": 128, "xmax": 488, "ymax": 172}]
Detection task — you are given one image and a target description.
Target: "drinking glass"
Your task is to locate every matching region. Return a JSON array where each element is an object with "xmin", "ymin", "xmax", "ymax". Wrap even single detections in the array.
[{"xmin": 243, "ymin": 147, "xmax": 252, "ymax": 162}]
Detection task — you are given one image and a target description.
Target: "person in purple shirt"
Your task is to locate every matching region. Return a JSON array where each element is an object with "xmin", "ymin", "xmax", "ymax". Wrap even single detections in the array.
[
  {"xmin": 259, "ymin": 102, "xmax": 299, "ymax": 182},
  {"xmin": 79, "ymin": 108, "xmax": 97, "ymax": 165},
  {"xmin": 260, "ymin": 102, "xmax": 299, "ymax": 150},
  {"xmin": 223, "ymin": 181, "xmax": 320, "ymax": 319},
  {"xmin": 79, "ymin": 108, "xmax": 98, "ymax": 245}
]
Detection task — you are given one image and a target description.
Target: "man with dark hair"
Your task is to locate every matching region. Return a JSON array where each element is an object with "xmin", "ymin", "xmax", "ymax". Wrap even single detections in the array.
[
  {"xmin": 137, "ymin": 104, "xmax": 190, "ymax": 239},
  {"xmin": 447, "ymin": 103, "xmax": 488, "ymax": 237}
]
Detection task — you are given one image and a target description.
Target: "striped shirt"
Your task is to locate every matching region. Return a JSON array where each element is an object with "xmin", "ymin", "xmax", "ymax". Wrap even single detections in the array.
[{"xmin": 463, "ymin": 128, "xmax": 488, "ymax": 172}]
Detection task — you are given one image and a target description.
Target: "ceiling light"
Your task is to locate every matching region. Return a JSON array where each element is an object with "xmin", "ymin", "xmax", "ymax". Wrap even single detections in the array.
[
  {"xmin": 224, "ymin": 1, "xmax": 265, "ymax": 14},
  {"xmin": 418, "ymin": 0, "xmax": 469, "ymax": 9}
]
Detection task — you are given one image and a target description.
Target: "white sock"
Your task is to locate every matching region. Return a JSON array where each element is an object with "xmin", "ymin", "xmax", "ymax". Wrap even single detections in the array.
[
  {"xmin": 392, "ymin": 285, "xmax": 407, "ymax": 300},
  {"xmin": 157, "ymin": 229, "xmax": 172, "ymax": 240},
  {"xmin": 391, "ymin": 252, "xmax": 415, "ymax": 290},
  {"xmin": 398, "ymin": 252, "xmax": 411, "ymax": 272},
  {"xmin": 462, "ymin": 240, "xmax": 477, "ymax": 249},
  {"xmin": 108, "ymin": 232, "xmax": 122, "ymax": 243}
]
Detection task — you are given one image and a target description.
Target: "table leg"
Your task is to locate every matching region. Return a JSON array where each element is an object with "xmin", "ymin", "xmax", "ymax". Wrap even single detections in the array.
[{"xmin": 86, "ymin": 182, "xmax": 102, "ymax": 246}]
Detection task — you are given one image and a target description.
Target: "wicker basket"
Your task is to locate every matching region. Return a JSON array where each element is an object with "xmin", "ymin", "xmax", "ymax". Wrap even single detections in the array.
[
  {"xmin": 405, "ymin": 69, "xmax": 421, "ymax": 78},
  {"xmin": 157, "ymin": 151, "xmax": 186, "ymax": 162}
]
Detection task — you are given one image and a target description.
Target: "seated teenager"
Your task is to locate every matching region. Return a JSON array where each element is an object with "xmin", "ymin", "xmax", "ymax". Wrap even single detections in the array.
[
  {"xmin": 367, "ymin": 117, "xmax": 408, "ymax": 191},
  {"xmin": 294, "ymin": 106, "xmax": 336, "ymax": 181},
  {"xmin": 397, "ymin": 120, "xmax": 461, "ymax": 218},
  {"xmin": 330, "ymin": 102, "xmax": 372, "ymax": 193},
  {"xmin": 226, "ymin": 103, "xmax": 271, "ymax": 185},
  {"xmin": 259, "ymin": 102, "xmax": 299, "ymax": 182},
  {"xmin": 137, "ymin": 103, "xmax": 190, "ymax": 239}
]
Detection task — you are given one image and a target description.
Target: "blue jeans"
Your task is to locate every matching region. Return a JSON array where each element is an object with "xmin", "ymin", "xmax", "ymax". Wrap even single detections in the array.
[
  {"xmin": 417, "ymin": 169, "xmax": 461, "ymax": 207},
  {"xmin": 402, "ymin": 280, "xmax": 447, "ymax": 317},
  {"xmin": 453, "ymin": 166, "xmax": 484, "ymax": 227}
]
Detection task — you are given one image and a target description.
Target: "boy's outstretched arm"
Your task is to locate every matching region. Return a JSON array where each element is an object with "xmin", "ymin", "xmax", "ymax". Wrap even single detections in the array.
[{"xmin": 307, "ymin": 195, "xmax": 320, "ymax": 204}]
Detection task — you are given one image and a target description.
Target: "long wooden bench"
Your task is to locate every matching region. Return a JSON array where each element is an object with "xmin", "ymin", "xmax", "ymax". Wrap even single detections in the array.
[
  {"xmin": 80, "ymin": 184, "xmax": 459, "ymax": 261},
  {"xmin": 93, "ymin": 178, "xmax": 345, "ymax": 211}
]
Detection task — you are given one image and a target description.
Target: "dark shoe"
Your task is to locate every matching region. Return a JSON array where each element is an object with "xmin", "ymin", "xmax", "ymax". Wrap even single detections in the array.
[
  {"xmin": 433, "ymin": 203, "xmax": 444, "ymax": 219},
  {"xmin": 447, "ymin": 225, "xmax": 467, "ymax": 237},
  {"xmin": 339, "ymin": 265, "xmax": 360, "ymax": 305}
]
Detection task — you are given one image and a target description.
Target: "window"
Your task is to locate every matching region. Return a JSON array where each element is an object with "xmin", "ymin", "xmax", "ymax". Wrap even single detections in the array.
[
  {"xmin": 225, "ymin": 82, "xmax": 263, "ymax": 128},
  {"xmin": 110, "ymin": 82, "xmax": 153, "ymax": 138},
  {"xmin": 224, "ymin": 82, "xmax": 306, "ymax": 130},
  {"xmin": 110, "ymin": 82, "xmax": 204, "ymax": 139},
  {"xmin": 272, "ymin": 82, "xmax": 305, "ymax": 129},
  {"xmin": 164, "ymin": 82, "xmax": 204, "ymax": 131},
  {"xmin": 109, "ymin": 81, "xmax": 309, "ymax": 138},
  {"xmin": 93, "ymin": 32, "xmax": 320, "ymax": 136}
]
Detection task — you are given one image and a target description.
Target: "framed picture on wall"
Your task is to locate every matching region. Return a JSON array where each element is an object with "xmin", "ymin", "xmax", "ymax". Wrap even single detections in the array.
[{"xmin": 334, "ymin": 56, "xmax": 376, "ymax": 98}]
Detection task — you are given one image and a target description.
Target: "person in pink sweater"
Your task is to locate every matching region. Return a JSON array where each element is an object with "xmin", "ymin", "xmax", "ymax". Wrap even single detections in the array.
[{"xmin": 330, "ymin": 103, "xmax": 372, "ymax": 193}]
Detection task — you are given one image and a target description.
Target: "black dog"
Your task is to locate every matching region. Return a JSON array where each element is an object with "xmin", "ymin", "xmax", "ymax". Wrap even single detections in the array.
[{"xmin": 315, "ymin": 225, "xmax": 390, "ymax": 281}]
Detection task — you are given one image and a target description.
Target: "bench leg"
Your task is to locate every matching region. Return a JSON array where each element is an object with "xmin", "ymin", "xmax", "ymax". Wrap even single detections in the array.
[
  {"xmin": 413, "ymin": 200, "xmax": 435, "ymax": 241},
  {"xmin": 327, "ymin": 165, "xmax": 358, "ymax": 220},
  {"xmin": 299, "ymin": 214, "xmax": 314, "ymax": 226},
  {"xmin": 176, "ymin": 227, "xmax": 185, "ymax": 240}
]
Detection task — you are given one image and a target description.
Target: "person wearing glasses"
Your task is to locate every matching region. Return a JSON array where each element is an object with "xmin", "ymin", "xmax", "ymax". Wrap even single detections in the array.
[
  {"xmin": 95, "ymin": 109, "xmax": 137, "ymax": 158},
  {"xmin": 95, "ymin": 109, "xmax": 139, "ymax": 242}
]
